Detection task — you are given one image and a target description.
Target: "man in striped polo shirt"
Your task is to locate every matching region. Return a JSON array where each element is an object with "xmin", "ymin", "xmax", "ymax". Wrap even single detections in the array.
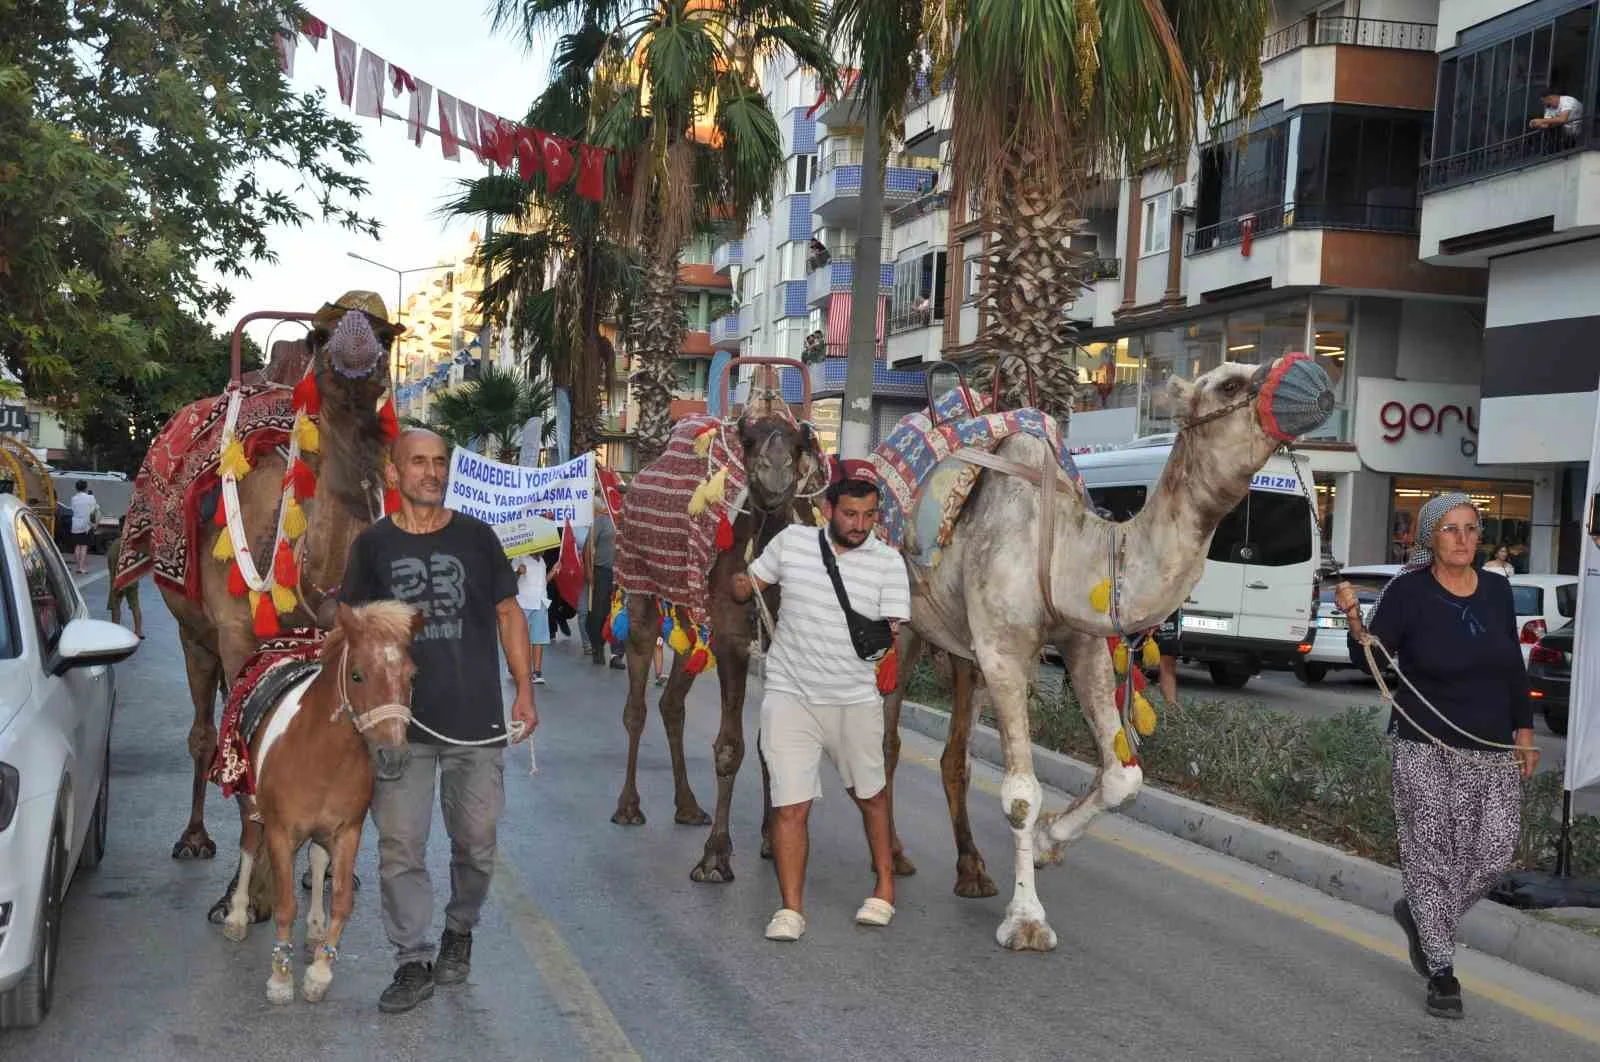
[{"xmin": 731, "ymin": 460, "xmax": 911, "ymax": 942}]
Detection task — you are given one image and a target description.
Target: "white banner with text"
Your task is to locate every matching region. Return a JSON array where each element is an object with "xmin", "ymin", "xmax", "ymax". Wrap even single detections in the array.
[{"xmin": 444, "ymin": 448, "xmax": 593, "ymax": 527}]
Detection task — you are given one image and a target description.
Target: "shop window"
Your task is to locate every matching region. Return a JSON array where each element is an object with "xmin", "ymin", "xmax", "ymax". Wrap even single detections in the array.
[
  {"xmin": 1208, "ymin": 491, "xmax": 1314, "ymax": 567},
  {"xmin": 1390, "ymin": 477, "xmax": 1534, "ymax": 568}
]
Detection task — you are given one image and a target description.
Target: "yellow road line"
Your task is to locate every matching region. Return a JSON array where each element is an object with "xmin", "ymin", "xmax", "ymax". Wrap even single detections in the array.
[
  {"xmin": 493, "ymin": 854, "xmax": 643, "ymax": 1061},
  {"xmin": 898, "ymin": 747, "xmax": 1600, "ymax": 1045}
]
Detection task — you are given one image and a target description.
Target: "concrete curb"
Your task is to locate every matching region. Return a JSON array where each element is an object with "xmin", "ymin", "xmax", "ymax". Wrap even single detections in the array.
[{"xmin": 899, "ymin": 699, "xmax": 1600, "ymax": 997}]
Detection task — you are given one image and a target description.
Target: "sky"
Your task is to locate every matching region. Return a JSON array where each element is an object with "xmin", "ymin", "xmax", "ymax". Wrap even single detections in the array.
[{"xmin": 213, "ymin": 0, "xmax": 554, "ymax": 352}]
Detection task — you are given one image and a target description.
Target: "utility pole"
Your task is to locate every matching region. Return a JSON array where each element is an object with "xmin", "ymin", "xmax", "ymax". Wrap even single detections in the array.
[{"xmin": 838, "ymin": 88, "xmax": 884, "ymax": 460}]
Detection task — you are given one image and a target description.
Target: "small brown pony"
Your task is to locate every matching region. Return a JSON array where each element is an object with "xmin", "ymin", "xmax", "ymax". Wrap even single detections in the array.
[{"xmin": 219, "ymin": 601, "xmax": 419, "ymax": 1005}]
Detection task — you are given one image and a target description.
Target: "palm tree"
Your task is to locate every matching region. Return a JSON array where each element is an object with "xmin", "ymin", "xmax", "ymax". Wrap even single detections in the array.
[
  {"xmin": 490, "ymin": 0, "xmax": 836, "ymax": 463},
  {"xmin": 430, "ymin": 365, "xmax": 555, "ymax": 461},
  {"xmin": 829, "ymin": 0, "xmax": 1271, "ymax": 417},
  {"xmin": 443, "ymin": 25, "xmax": 638, "ymax": 459}
]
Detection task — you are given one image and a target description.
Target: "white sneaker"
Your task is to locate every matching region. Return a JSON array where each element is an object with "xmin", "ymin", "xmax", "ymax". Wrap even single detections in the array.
[
  {"xmin": 533, "ymin": 672, "xmax": 545, "ymax": 685},
  {"xmin": 764, "ymin": 908, "xmax": 806, "ymax": 942}
]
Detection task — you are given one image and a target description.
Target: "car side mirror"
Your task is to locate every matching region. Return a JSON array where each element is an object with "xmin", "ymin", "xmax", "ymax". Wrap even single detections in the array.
[{"xmin": 51, "ymin": 617, "xmax": 140, "ymax": 675}]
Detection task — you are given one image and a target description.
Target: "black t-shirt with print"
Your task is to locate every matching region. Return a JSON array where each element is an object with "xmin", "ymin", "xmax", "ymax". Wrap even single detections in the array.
[{"xmin": 340, "ymin": 512, "xmax": 518, "ymax": 745}]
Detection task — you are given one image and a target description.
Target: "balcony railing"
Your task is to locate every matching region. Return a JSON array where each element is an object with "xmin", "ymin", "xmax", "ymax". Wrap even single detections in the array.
[
  {"xmin": 1261, "ymin": 16, "xmax": 1436, "ymax": 61},
  {"xmin": 1422, "ymin": 119, "xmax": 1600, "ymax": 193},
  {"xmin": 1185, "ymin": 199, "xmax": 1421, "ymax": 254}
]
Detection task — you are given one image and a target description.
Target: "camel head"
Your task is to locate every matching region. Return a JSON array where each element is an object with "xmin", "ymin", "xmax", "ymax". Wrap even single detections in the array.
[
  {"xmin": 308, "ymin": 290, "xmax": 402, "ymax": 419},
  {"xmin": 735, "ymin": 411, "xmax": 821, "ymax": 512},
  {"xmin": 1166, "ymin": 353, "xmax": 1334, "ymax": 465}
]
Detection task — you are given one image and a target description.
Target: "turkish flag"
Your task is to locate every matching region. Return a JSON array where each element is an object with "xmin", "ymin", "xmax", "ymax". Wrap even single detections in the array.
[
  {"xmin": 577, "ymin": 144, "xmax": 606, "ymax": 202},
  {"xmin": 515, "ymin": 127, "xmax": 541, "ymax": 183},
  {"xmin": 596, "ymin": 463, "xmax": 624, "ymax": 522},
  {"xmin": 1240, "ymin": 215, "xmax": 1256, "ymax": 257},
  {"xmin": 554, "ymin": 520, "xmax": 584, "ymax": 607},
  {"xmin": 540, "ymin": 132, "xmax": 576, "ymax": 187}
]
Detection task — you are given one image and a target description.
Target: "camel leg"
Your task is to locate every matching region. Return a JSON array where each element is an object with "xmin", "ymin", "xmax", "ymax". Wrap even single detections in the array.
[
  {"xmin": 973, "ymin": 638, "xmax": 1057, "ymax": 952},
  {"xmin": 880, "ymin": 626, "xmax": 923, "ymax": 877},
  {"xmin": 302, "ymin": 829, "xmax": 358, "ymax": 1003},
  {"xmin": 304, "ymin": 842, "xmax": 330, "ymax": 947},
  {"xmin": 946, "ymin": 655, "xmax": 998, "ymax": 898},
  {"xmin": 612, "ymin": 595, "xmax": 660, "ymax": 826},
  {"xmin": 657, "ymin": 626, "xmax": 709, "ymax": 825},
  {"xmin": 174, "ymin": 624, "xmax": 221, "ymax": 860},
  {"xmin": 220, "ymin": 816, "xmax": 263, "ymax": 941},
  {"xmin": 264, "ymin": 828, "xmax": 299, "ymax": 1005},
  {"xmin": 689, "ymin": 625, "xmax": 752, "ymax": 884},
  {"xmin": 1034, "ymin": 631, "xmax": 1143, "ymax": 863}
]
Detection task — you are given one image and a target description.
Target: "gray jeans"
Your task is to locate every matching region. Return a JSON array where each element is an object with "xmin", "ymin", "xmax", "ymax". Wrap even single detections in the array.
[{"xmin": 369, "ymin": 744, "xmax": 505, "ymax": 964}]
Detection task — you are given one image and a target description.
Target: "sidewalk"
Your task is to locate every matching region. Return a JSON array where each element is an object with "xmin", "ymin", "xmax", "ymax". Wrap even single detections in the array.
[{"xmin": 899, "ymin": 698, "xmax": 1600, "ymax": 997}]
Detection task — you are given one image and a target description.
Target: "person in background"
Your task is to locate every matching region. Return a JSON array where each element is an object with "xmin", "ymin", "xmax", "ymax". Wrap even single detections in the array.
[
  {"xmin": 571, "ymin": 522, "xmax": 592, "ymax": 657},
  {"xmin": 104, "ymin": 533, "xmax": 144, "ymax": 639},
  {"xmin": 1481, "ymin": 544, "xmax": 1514, "ymax": 578},
  {"xmin": 69, "ymin": 480, "xmax": 99, "ymax": 574},
  {"xmin": 1335, "ymin": 492, "xmax": 1536, "ymax": 1021},
  {"xmin": 1530, "ymin": 87, "xmax": 1583, "ymax": 142},
  {"xmin": 515, "ymin": 549, "xmax": 555, "ymax": 685},
  {"xmin": 585, "ymin": 505, "xmax": 621, "ymax": 669},
  {"xmin": 1153, "ymin": 611, "xmax": 1181, "ymax": 706}
]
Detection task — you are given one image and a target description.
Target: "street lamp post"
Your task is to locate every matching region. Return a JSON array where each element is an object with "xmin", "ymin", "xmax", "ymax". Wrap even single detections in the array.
[{"xmin": 344, "ymin": 252, "xmax": 452, "ymax": 395}]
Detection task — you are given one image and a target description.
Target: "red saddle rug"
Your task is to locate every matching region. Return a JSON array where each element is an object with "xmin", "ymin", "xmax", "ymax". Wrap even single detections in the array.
[
  {"xmin": 114, "ymin": 384, "xmax": 297, "ymax": 600},
  {"xmin": 614, "ymin": 415, "xmax": 751, "ymax": 623},
  {"xmin": 209, "ymin": 630, "xmax": 325, "ymax": 799}
]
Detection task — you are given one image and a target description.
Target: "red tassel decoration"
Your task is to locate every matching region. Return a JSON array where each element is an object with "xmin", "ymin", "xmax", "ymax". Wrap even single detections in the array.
[
  {"xmin": 292, "ymin": 372, "xmax": 320, "ymax": 415},
  {"xmin": 715, "ymin": 511, "xmax": 734, "ymax": 551},
  {"xmin": 212, "ymin": 498, "xmax": 228, "ymax": 526},
  {"xmin": 686, "ymin": 647, "xmax": 709, "ymax": 675},
  {"xmin": 253, "ymin": 593, "xmax": 281, "ymax": 637},
  {"xmin": 876, "ymin": 647, "xmax": 899, "ymax": 694},
  {"xmin": 273, "ymin": 540, "xmax": 299, "ymax": 588},
  {"xmin": 383, "ymin": 487, "xmax": 401, "ymax": 515},
  {"xmin": 290, "ymin": 458, "xmax": 317, "ymax": 500},
  {"xmin": 227, "ymin": 562, "xmax": 247, "ymax": 597},
  {"xmin": 601, "ymin": 616, "xmax": 613, "ymax": 644},
  {"xmin": 377, "ymin": 398, "xmax": 400, "ymax": 442},
  {"xmin": 1113, "ymin": 685, "xmax": 1127, "ymax": 711}
]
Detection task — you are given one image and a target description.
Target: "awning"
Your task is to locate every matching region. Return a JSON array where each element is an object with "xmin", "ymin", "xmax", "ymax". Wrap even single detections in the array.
[{"xmin": 825, "ymin": 294, "xmax": 886, "ymax": 355}]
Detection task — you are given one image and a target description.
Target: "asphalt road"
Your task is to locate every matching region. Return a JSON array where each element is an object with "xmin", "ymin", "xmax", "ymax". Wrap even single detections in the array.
[{"xmin": 5, "ymin": 579, "xmax": 1600, "ymax": 1061}]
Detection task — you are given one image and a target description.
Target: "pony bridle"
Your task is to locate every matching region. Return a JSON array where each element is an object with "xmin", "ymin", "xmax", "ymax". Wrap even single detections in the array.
[{"xmin": 330, "ymin": 643, "xmax": 413, "ymax": 733}]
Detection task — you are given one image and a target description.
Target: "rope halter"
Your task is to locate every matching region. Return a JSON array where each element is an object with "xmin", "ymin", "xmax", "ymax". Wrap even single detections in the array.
[{"xmin": 329, "ymin": 642, "xmax": 414, "ymax": 734}]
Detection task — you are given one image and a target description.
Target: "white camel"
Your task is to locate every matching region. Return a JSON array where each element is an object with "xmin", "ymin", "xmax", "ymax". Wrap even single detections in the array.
[{"xmin": 882, "ymin": 355, "xmax": 1334, "ymax": 950}]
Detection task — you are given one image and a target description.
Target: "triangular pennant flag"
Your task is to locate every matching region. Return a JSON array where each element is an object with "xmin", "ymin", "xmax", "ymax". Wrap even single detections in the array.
[
  {"xmin": 301, "ymin": 15, "xmax": 328, "ymax": 46},
  {"xmin": 577, "ymin": 143, "xmax": 606, "ymax": 202},
  {"xmin": 539, "ymin": 131, "xmax": 576, "ymax": 187},
  {"xmin": 355, "ymin": 49, "xmax": 385, "ymax": 121},
  {"xmin": 274, "ymin": 29, "xmax": 297, "ymax": 76},
  {"xmin": 407, "ymin": 78, "xmax": 433, "ymax": 147},
  {"xmin": 332, "ymin": 31, "xmax": 358, "ymax": 106},
  {"xmin": 389, "ymin": 63, "xmax": 416, "ymax": 95},
  {"xmin": 437, "ymin": 91, "xmax": 461, "ymax": 160},
  {"xmin": 457, "ymin": 100, "xmax": 482, "ymax": 160}
]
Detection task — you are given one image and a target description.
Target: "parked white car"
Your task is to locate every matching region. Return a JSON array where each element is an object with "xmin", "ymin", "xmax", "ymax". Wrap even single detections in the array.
[
  {"xmin": 0, "ymin": 494, "xmax": 139, "ymax": 1028},
  {"xmin": 1504, "ymin": 573, "xmax": 1578, "ymax": 663}
]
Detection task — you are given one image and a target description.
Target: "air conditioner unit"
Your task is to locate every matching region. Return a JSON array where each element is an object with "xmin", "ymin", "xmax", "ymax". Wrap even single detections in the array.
[{"xmin": 1172, "ymin": 180, "xmax": 1198, "ymax": 215}]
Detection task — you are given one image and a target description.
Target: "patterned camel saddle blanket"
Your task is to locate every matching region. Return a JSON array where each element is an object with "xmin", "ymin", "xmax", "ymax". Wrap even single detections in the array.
[
  {"xmin": 614, "ymin": 414, "xmax": 755, "ymax": 623},
  {"xmin": 115, "ymin": 383, "xmax": 297, "ymax": 602},
  {"xmin": 869, "ymin": 388, "xmax": 1086, "ymax": 568},
  {"xmin": 210, "ymin": 631, "xmax": 324, "ymax": 799}
]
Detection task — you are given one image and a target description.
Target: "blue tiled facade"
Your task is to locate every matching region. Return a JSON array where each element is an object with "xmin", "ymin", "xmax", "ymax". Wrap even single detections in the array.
[
  {"xmin": 790, "ymin": 110, "xmax": 817, "ymax": 155},
  {"xmin": 779, "ymin": 280, "xmax": 808, "ymax": 318},
  {"xmin": 761, "ymin": 361, "xmax": 928, "ymax": 404},
  {"xmin": 830, "ymin": 165, "xmax": 864, "ymax": 197},
  {"xmin": 823, "ymin": 261, "xmax": 894, "ymax": 293},
  {"xmin": 712, "ymin": 240, "xmax": 742, "ymax": 273},
  {"xmin": 886, "ymin": 166, "xmax": 935, "ymax": 195},
  {"xmin": 786, "ymin": 194, "xmax": 812, "ymax": 240}
]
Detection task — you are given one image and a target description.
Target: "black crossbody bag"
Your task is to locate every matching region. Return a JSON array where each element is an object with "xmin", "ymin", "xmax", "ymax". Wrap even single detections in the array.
[{"xmin": 818, "ymin": 529, "xmax": 894, "ymax": 662}]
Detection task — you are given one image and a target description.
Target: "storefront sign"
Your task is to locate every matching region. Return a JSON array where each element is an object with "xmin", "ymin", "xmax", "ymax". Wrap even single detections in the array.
[
  {"xmin": 1354, "ymin": 378, "xmax": 1482, "ymax": 477},
  {"xmin": 0, "ymin": 404, "xmax": 27, "ymax": 433},
  {"xmin": 444, "ymin": 448, "xmax": 594, "ymax": 526}
]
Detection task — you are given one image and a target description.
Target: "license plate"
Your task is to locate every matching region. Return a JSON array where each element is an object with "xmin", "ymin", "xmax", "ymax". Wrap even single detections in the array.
[
  {"xmin": 1319, "ymin": 615, "xmax": 1347, "ymax": 629},
  {"xmin": 1182, "ymin": 615, "xmax": 1230, "ymax": 633}
]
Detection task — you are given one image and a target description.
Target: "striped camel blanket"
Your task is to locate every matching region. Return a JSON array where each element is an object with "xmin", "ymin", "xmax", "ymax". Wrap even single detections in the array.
[
  {"xmin": 614, "ymin": 415, "xmax": 751, "ymax": 623},
  {"xmin": 870, "ymin": 388, "xmax": 1084, "ymax": 566}
]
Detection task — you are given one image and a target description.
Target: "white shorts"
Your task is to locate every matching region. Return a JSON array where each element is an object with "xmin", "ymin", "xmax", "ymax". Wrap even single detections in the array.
[{"xmin": 758, "ymin": 689, "xmax": 885, "ymax": 807}]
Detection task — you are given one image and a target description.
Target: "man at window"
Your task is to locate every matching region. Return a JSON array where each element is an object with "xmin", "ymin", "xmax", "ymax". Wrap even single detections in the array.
[{"xmin": 1530, "ymin": 87, "xmax": 1583, "ymax": 142}]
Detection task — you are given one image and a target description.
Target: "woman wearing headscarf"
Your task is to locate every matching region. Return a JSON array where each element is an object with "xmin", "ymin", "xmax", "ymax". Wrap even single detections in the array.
[{"xmin": 1335, "ymin": 492, "xmax": 1538, "ymax": 1021}]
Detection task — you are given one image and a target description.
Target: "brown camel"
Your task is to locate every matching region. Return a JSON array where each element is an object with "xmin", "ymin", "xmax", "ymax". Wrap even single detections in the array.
[
  {"xmin": 880, "ymin": 355, "xmax": 1334, "ymax": 949},
  {"xmin": 156, "ymin": 294, "xmax": 399, "ymax": 912},
  {"xmin": 612, "ymin": 407, "xmax": 826, "ymax": 884}
]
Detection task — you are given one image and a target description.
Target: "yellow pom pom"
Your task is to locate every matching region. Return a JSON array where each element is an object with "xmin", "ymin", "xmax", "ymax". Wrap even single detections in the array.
[
  {"xmin": 282, "ymin": 497, "xmax": 307, "ymax": 540},
  {"xmin": 271, "ymin": 583, "xmax": 298, "ymax": 614},
  {"xmin": 704, "ymin": 466, "xmax": 729, "ymax": 507},
  {"xmin": 704, "ymin": 649, "xmax": 716, "ymax": 671},
  {"xmin": 812, "ymin": 505, "xmax": 825, "ymax": 528},
  {"xmin": 1132, "ymin": 693, "xmax": 1157, "ymax": 736},
  {"xmin": 669, "ymin": 625, "xmax": 692, "ymax": 655},
  {"xmin": 1112, "ymin": 643, "xmax": 1129, "ymax": 674},
  {"xmin": 1088, "ymin": 579, "xmax": 1111, "ymax": 613},
  {"xmin": 1114, "ymin": 730, "xmax": 1133, "ymax": 764},
  {"xmin": 211, "ymin": 530, "xmax": 234, "ymax": 562},
  {"xmin": 248, "ymin": 589, "xmax": 262, "ymax": 614},
  {"xmin": 684, "ymin": 479, "xmax": 710, "ymax": 515},
  {"xmin": 219, "ymin": 437, "xmax": 251, "ymax": 480},
  {"xmin": 694, "ymin": 429, "xmax": 715, "ymax": 456},
  {"xmin": 295, "ymin": 414, "xmax": 320, "ymax": 454},
  {"xmin": 1141, "ymin": 638, "xmax": 1162, "ymax": 668}
]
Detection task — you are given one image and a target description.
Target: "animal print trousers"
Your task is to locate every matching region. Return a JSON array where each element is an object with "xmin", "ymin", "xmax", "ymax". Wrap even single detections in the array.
[{"xmin": 1391, "ymin": 737, "xmax": 1522, "ymax": 975}]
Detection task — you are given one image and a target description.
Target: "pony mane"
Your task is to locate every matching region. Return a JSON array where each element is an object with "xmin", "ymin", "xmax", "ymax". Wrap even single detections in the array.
[{"xmin": 349, "ymin": 600, "xmax": 419, "ymax": 644}]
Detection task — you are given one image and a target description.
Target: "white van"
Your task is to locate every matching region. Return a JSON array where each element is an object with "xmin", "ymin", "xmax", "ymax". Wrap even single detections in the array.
[{"xmin": 1073, "ymin": 435, "xmax": 1321, "ymax": 688}]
